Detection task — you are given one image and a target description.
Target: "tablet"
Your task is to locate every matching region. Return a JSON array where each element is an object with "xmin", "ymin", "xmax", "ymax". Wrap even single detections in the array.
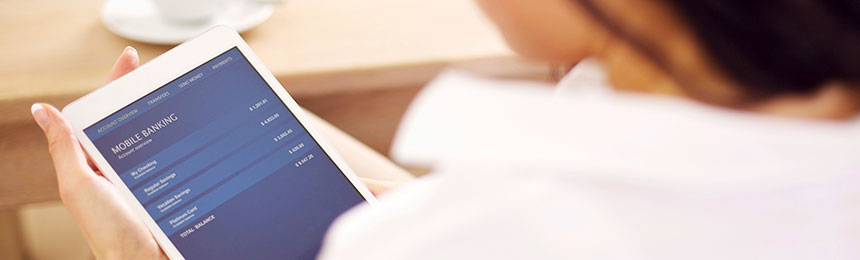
[{"xmin": 63, "ymin": 26, "xmax": 376, "ymax": 260}]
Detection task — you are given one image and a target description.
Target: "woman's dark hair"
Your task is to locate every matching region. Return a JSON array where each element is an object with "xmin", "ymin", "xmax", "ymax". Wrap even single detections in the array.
[{"xmin": 575, "ymin": 0, "xmax": 860, "ymax": 102}]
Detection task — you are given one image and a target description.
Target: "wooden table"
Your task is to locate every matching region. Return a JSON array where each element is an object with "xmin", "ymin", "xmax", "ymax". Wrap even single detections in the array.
[{"xmin": 0, "ymin": 0, "xmax": 549, "ymax": 209}]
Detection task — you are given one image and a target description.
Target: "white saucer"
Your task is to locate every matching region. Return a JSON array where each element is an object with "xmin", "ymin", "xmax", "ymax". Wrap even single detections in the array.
[{"xmin": 101, "ymin": 0, "xmax": 274, "ymax": 45}]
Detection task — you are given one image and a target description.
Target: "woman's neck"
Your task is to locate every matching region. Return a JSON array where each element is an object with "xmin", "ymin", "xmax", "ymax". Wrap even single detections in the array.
[
  {"xmin": 595, "ymin": 41, "xmax": 860, "ymax": 121},
  {"xmin": 750, "ymin": 83, "xmax": 860, "ymax": 120}
]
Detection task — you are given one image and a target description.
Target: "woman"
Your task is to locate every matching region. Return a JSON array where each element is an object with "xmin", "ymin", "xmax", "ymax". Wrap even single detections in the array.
[{"xmin": 31, "ymin": 0, "xmax": 860, "ymax": 259}]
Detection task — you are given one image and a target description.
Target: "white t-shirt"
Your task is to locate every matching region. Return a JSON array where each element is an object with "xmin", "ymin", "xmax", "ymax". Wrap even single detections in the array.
[{"xmin": 319, "ymin": 60, "xmax": 860, "ymax": 259}]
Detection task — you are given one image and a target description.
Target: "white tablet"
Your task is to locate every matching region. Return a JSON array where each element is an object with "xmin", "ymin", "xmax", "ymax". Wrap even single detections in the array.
[{"xmin": 63, "ymin": 26, "xmax": 376, "ymax": 260}]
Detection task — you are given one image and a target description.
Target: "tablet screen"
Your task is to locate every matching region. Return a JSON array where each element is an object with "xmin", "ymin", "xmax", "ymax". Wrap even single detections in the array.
[{"xmin": 83, "ymin": 47, "xmax": 366, "ymax": 259}]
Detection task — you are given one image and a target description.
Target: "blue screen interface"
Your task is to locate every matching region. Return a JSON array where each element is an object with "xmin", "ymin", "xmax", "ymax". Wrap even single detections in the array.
[{"xmin": 84, "ymin": 47, "xmax": 366, "ymax": 259}]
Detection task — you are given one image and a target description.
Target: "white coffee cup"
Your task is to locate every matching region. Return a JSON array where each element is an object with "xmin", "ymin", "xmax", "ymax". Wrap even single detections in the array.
[{"xmin": 151, "ymin": 0, "xmax": 228, "ymax": 23}]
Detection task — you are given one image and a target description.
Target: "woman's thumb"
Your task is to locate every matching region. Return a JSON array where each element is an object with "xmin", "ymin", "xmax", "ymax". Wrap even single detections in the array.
[
  {"xmin": 31, "ymin": 103, "xmax": 89, "ymax": 176},
  {"xmin": 31, "ymin": 103, "xmax": 52, "ymax": 131}
]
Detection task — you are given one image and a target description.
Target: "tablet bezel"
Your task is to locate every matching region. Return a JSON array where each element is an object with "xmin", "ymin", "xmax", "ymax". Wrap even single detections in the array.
[{"xmin": 63, "ymin": 26, "xmax": 377, "ymax": 260}]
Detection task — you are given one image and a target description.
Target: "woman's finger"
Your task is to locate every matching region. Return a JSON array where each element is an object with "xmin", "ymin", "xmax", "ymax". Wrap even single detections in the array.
[
  {"xmin": 32, "ymin": 103, "xmax": 92, "ymax": 185},
  {"xmin": 360, "ymin": 177, "xmax": 399, "ymax": 196},
  {"xmin": 108, "ymin": 46, "xmax": 140, "ymax": 81},
  {"xmin": 64, "ymin": 46, "xmax": 140, "ymax": 173}
]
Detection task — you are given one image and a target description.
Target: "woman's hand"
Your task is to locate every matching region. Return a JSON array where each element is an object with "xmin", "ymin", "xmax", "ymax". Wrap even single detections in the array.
[
  {"xmin": 359, "ymin": 178, "xmax": 401, "ymax": 195},
  {"xmin": 32, "ymin": 47, "xmax": 168, "ymax": 260},
  {"xmin": 32, "ymin": 47, "xmax": 405, "ymax": 259}
]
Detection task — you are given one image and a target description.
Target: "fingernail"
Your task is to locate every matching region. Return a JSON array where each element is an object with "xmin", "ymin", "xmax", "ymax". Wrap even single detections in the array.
[
  {"xmin": 124, "ymin": 46, "xmax": 137, "ymax": 56},
  {"xmin": 31, "ymin": 103, "xmax": 49, "ymax": 130}
]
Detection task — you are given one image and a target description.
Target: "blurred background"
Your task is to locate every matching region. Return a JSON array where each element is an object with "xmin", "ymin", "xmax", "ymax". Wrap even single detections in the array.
[{"xmin": 0, "ymin": 0, "xmax": 555, "ymax": 259}]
